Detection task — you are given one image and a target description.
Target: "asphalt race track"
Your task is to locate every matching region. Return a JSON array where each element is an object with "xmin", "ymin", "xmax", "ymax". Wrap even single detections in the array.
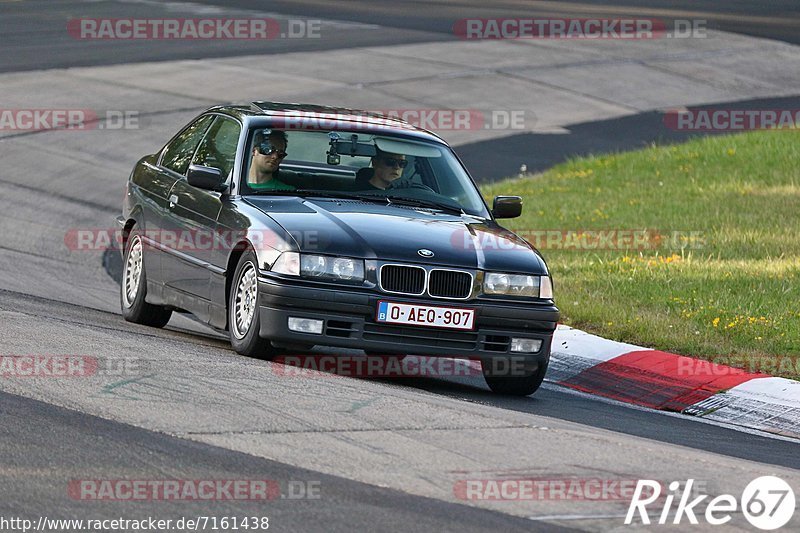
[
  {"xmin": 3, "ymin": 0, "xmax": 800, "ymax": 72},
  {"xmin": 1, "ymin": 1, "xmax": 799, "ymax": 532}
]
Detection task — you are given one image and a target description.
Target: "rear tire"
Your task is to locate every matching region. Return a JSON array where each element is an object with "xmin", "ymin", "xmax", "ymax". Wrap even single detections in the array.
[
  {"xmin": 119, "ymin": 228, "xmax": 172, "ymax": 328},
  {"xmin": 120, "ymin": 229, "xmax": 172, "ymax": 328},
  {"xmin": 482, "ymin": 356, "xmax": 548, "ymax": 396},
  {"xmin": 229, "ymin": 249, "xmax": 276, "ymax": 359}
]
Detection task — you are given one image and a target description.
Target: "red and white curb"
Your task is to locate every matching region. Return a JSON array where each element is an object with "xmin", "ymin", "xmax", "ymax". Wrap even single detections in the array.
[{"xmin": 548, "ymin": 325, "xmax": 800, "ymax": 439}]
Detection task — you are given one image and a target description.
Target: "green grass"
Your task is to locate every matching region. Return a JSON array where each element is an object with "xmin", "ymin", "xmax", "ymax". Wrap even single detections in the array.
[{"xmin": 481, "ymin": 131, "xmax": 800, "ymax": 379}]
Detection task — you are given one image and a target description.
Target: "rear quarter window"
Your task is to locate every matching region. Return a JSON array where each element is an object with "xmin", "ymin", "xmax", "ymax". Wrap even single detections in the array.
[{"xmin": 160, "ymin": 115, "xmax": 215, "ymax": 175}]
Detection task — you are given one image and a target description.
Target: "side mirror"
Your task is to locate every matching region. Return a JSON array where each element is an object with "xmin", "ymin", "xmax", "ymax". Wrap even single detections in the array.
[
  {"xmin": 492, "ymin": 195, "xmax": 522, "ymax": 219},
  {"xmin": 187, "ymin": 164, "xmax": 228, "ymax": 192}
]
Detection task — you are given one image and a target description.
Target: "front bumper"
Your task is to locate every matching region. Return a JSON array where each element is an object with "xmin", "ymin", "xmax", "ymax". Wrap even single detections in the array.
[{"xmin": 257, "ymin": 275, "xmax": 559, "ymax": 363}]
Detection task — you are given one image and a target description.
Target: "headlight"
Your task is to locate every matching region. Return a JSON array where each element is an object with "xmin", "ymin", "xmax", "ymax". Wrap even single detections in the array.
[
  {"xmin": 271, "ymin": 252, "xmax": 364, "ymax": 283},
  {"xmin": 302, "ymin": 254, "xmax": 327, "ymax": 276},
  {"xmin": 539, "ymin": 275, "xmax": 553, "ymax": 299},
  {"xmin": 331, "ymin": 257, "xmax": 360, "ymax": 280},
  {"xmin": 271, "ymin": 251, "xmax": 300, "ymax": 275},
  {"xmin": 484, "ymin": 273, "xmax": 553, "ymax": 298}
]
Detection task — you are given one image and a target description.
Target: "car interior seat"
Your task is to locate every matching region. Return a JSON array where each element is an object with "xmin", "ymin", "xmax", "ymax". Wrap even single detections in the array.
[{"xmin": 354, "ymin": 167, "xmax": 374, "ymax": 186}]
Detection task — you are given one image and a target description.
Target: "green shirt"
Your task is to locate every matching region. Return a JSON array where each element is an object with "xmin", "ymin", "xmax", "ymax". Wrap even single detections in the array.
[{"xmin": 248, "ymin": 178, "xmax": 295, "ymax": 191}]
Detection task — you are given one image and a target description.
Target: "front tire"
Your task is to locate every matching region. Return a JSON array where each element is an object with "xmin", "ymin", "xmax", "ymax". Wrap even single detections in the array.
[
  {"xmin": 229, "ymin": 249, "xmax": 276, "ymax": 359},
  {"xmin": 120, "ymin": 229, "xmax": 172, "ymax": 327},
  {"xmin": 482, "ymin": 356, "xmax": 548, "ymax": 396}
]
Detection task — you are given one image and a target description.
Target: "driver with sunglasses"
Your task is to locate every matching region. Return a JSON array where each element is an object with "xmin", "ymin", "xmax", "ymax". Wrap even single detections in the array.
[
  {"xmin": 364, "ymin": 149, "xmax": 408, "ymax": 190},
  {"xmin": 247, "ymin": 129, "xmax": 295, "ymax": 191}
]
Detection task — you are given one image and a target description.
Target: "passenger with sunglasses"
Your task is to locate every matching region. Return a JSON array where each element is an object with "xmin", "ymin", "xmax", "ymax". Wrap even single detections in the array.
[
  {"xmin": 364, "ymin": 150, "xmax": 408, "ymax": 190},
  {"xmin": 247, "ymin": 129, "xmax": 295, "ymax": 191}
]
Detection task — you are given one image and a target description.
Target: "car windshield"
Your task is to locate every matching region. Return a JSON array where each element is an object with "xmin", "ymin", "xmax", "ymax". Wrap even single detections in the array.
[{"xmin": 242, "ymin": 129, "xmax": 490, "ymax": 217}]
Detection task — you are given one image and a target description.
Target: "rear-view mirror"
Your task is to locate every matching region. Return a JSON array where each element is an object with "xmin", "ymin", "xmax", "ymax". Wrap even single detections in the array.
[
  {"xmin": 492, "ymin": 195, "xmax": 523, "ymax": 219},
  {"xmin": 187, "ymin": 164, "xmax": 228, "ymax": 192}
]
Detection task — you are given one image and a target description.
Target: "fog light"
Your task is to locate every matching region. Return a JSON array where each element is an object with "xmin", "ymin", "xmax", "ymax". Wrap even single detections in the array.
[
  {"xmin": 510, "ymin": 338, "xmax": 542, "ymax": 353},
  {"xmin": 288, "ymin": 317, "xmax": 324, "ymax": 334}
]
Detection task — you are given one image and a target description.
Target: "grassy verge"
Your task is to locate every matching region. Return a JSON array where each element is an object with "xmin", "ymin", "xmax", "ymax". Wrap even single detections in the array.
[{"xmin": 481, "ymin": 131, "xmax": 800, "ymax": 379}]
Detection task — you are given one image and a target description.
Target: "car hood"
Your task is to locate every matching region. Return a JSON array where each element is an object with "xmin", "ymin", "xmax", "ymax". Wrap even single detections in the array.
[{"xmin": 244, "ymin": 197, "xmax": 547, "ymax": 274}]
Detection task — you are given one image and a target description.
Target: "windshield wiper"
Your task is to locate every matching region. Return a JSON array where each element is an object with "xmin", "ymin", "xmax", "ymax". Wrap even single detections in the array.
[
  {"xmin": 249, "ymin": 189, "xmax": 388, "ymax": 203},
  {"xmin": 248, "ymin": 189, "xmax": 465, "ymax": 214},
  {"xmin": 292, "ymin": 190, "xmax": 393, "ymax": 205},
  {"xmin": 384, "ymin": 195, "xmax": 465, "ymax": 215}
]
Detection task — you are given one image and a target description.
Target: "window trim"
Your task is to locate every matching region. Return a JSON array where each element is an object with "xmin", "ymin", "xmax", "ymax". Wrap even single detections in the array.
[
  {"xmin": 157, "ymin": 114, "xmax": 215, "ymax": 176},
  {"xmin": 189, "ymin": 114, "xmax": 243, "ymax": 182},
  {"xmin": 158, "ymin": 113, "xmax": 243, "ymax": 181}
]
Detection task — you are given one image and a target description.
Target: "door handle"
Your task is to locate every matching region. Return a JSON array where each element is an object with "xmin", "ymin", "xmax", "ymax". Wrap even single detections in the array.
[{"xmin": 169, "ymin": 194, "xmax": 178, "ymax": 208}]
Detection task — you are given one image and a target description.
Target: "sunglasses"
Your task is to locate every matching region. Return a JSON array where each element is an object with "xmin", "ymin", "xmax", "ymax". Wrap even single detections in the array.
[
  {"xmin": 257, "ymin": 143, "xmax": 287, "ymax": 159},
  {"xmin": 380, "ymin": 157, "xmax": 408, "ymax": 169}
]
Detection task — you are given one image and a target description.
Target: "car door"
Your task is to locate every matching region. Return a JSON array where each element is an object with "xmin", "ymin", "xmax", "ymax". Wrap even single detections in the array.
[
  {"xmin": 161, "ymin": 115, "xmax": 241, "ymax": 320},
  {"xmin": 145, "ymin": 115, "xmax": 214, "ymax": 285}
]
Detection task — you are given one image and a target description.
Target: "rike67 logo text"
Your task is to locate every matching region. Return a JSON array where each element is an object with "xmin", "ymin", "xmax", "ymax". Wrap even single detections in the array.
[{"xmin": 626, "ymin": 477, "xmax": 795, "ymax": 530}]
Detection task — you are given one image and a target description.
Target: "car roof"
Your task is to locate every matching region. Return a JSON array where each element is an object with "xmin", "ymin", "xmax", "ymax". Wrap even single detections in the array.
[{"xmin": 205, "ymin": 101, "xmax": 448, "ymax": 145}]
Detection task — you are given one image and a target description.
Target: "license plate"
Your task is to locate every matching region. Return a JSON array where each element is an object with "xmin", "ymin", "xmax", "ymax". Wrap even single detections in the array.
[{"xmin": 376, "ymin": 301, "xmax": 475, "ymax": 330}]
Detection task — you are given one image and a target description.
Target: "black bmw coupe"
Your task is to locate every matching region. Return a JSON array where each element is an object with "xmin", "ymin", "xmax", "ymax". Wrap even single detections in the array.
[{"xmin": 119, "ymin": 102, "xmax": 559, "ymax": 395}]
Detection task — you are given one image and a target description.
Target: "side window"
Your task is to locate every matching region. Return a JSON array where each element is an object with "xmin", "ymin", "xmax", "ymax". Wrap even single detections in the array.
[
  {"xmin": 160, "ymin": 115, "xmax": 214, "ymax": 175},
  {"xmin": 193, "ymin": 117, "xmax": 241, "ymax": 178}
]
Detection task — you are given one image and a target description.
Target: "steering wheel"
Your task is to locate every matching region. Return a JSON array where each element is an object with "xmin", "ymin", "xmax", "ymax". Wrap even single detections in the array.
[{"xmin": 388, "ymin": 178, "xmax": 435, "ymax": 192}]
